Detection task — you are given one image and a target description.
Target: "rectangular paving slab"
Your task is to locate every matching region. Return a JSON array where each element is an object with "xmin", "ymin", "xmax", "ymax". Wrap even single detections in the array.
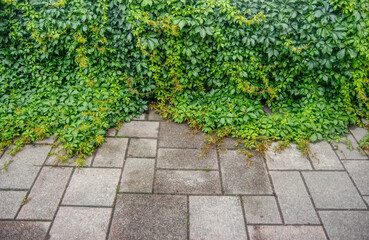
[
  {"xmin": 120, "ymin": 158, "xmax": 154, "ymax": 193},
  {"xmin": 93, "ymin": 138, "xmax": 128, "ymax": 167},
  {"xmin": 45, "ymin": 146, "xmax": 93, "ymax": 166},
  {"xmin": 332, "ymin": 134, "xmax": 368, "ymax": 160},
  {"xmin": 266, "ymin": 143, "xmax": 312, "ymax": 170},
  {"xmin": 127, "ymin": 138, "xmax": 157, "ymax": 158},
  {"xmin": 309, "ymin": 141, "xmax": 344, "ymax": 170},
  {"xmin": 117, "ymin": 121, "xmax": 159, "ymax": 138},
  {"xmin": 0, "ymin": 221, "xmax": 50, "ymax": 240},
  {"xmin": 159, "ymin": 121, "xmax": 205, "ymax": 148},
  {"xmin": 242, "ymin": 196, "xmax": 282, "ymax": 224},
  {"xmin": 343, "ymin": 160, "xmax": 369, "ymax": 195},
  {"xmin": 0, "ymin": 191, "xmax": 27, "ymax": 219},
  {"xmin": 248, "ymin": 226, "xmax": 327, "ymax": 240}
]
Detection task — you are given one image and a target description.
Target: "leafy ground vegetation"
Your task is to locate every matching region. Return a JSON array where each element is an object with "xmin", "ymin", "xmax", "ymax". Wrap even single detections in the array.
[{"xmin": 0, "ymin": 0, "xmax": 368, "ymax": 166}]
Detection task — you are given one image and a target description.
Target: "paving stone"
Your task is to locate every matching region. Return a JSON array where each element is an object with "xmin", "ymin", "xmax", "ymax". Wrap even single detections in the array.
[
  {"xmin": 343, "ymin": 160, "xmax": 369, "ymax": 195},
  {"xmin": 34, "ymin": 135, "xmax": 56, "ymax": 144},
  {"xmin": 157, "ymin": 148, "xmax": 218, "ymax": 169},
  {"xmin": 127, "ymin": 138, "xmax": 157, "ymax": 158},
  {"xmin": 49, "ymin": 206, "xmax": 111, "ymax": 240},
  {"xmin": 349, "ymin": 125, "xmax": 368, "ymax": 142},
  {"xmin": 159, "ymin": 121, "xmax": 205, "ymax": 148},
  {"xmin": 309, "ymin": 141, "xmax": 344, "ymax": 170},
  {"xmin": 219, "ymin": 150, "xmax": 272, "ymax": 194},
  {"xmin": 332, "ymin": 134, "xmax": 368, "ymax": 160},
  {"xmin": 133, "ymin": 113, "xmax": 146, "ymax": 120},
  {"xmin": 319, "ymin": 211, "xmax": 369, "ymax": 240},
  {"xmin": 106, "ymin": 128, "xmax": 117, "ymax": 136},
  {"xmin": 108, "ymin": 194, "xmax": 187, "ymax": 240},
  {"xmin": 248, "ymin": 226, "xmax": 327, "ymax": 240},
  {"xmin": 45, "ymin": 146, "xmax": 93, "ymax": 166},
  {"xmin": 154, "ymin": 170, "xmax": 221, "ymax": 194},
  {"xmin": 93, "ymin": 138, "xmax": 128, "ymax": 167},
  {"xmin": 266, "ymin": 143, "xmax": 312, "ymax": 170},
  {"xmin": 270, "ymin": 171, "xmax": 319, "ymax": 224},
  {"xmin": 363, "ymin": 196, "xmax": 369, "ymax": 205},
  {"xmin": 242, "ymin": 196, "xmax": 282, "ymax": 224},
  {"xmin": 148, "ymin": 110, "xmax": 162, "ymax": 120},
  {"xmin": 120, "ymin": 158, "xmax": 154, "ymax": 193},
  {"xmin": 0, "ymin": 145, "xmax": 51, "ymax": 189},
  {"xmin": 303, "ymin": 171, "xmax": 366, "ymax": 209},
  {"xmin": 0, "ymin": 191, "xmax": 27, "ymax": 219},
  {"xmin": 189, "ymin": 196, "xmax": 247, "ymax": 240},
  {"xmin": 220, "ymin": 137, "xmax": 239, "ymax": 149},
  {"xmin": 62, "ymin": 168, "xmax": 121, "ymax": 206},
  {"xmin": 17, "ymin": 167, "xmax": 72, "ymax": 220},
  {"xmin": 117, "ymin": 121, "xmax": 159, "ymax": 137},
  {"xmin": 0, "ymin": 221, "xmax": 50, "ymax": 240}
]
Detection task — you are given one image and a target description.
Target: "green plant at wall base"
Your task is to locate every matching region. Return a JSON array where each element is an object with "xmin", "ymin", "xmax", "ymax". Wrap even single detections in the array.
[{"xmin": 0, "ymin": 0, "xmax": 368, "ymax": 166}]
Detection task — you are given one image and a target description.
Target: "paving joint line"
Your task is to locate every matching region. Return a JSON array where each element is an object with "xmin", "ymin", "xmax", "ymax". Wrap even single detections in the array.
[
  {"xmin": 239, "ymin": 195, "xmax": 250, "ymax": 240},
  {"xmin": 215, "ymin": 146, "xmax": 224, "ymax": 195},
  {"xmin": 152, "ymin": 121, "xmax": 160, "ymax": 193}
]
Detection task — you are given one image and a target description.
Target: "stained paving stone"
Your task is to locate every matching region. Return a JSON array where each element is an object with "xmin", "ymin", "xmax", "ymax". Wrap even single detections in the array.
[
  {"xmin": 0, "ymin": 145, "xmax": 51, "ymax": 189},
  {"xmin": 49, "ymin": 206, "xmax": 111, "ymax": 240},
  {"xmin": 120, "ymin": 158, "xmax": 155, "ymax": 193},
  {"xmin": 154, "ymin": 170, "xmax": 221, "ymax": 194},
  {"xmin": 108, "ymin": 194, "xmax": 187, "ymax": 240},
  {"xmin": 242, "ymin": 196, "xmax": 282, "ymax": 224},
  {"xmin": 17, "ymin": 167, "xmax": 72, "ymax": 220},
  {"xmin": 93, "ymin": 138, "xmax": 128, "ymax": 167},
  {"xmin": 62, "ymin": 168, "xmax": 121, "ymax": 206},
  {"xmin": 309, "ymin": 141, "xmax": 344, "ymax": 170},
  {"xmin": 106, "ymin": 128, "xmax": 117, "ymax": 136},
  {"xmin": 189, "ymin": 196, "xmax": 247, "ymax": 240},
  {"xmin": 270, "ymin": 171, "xmax": 319, "ymax": 224},
  {"xmin": 148, "ymin": 110, "xmax": 163, "ymax": 120},
  {"xmin": 343, "ymin": 160, "xmax": 369, "ymax": 195},
  {"xmin": 127, "ymin": 138, "xmax": 157, "ymax": 158},
  {"xmin": 159, "ymin": 121, "xmax": 205, "ymax": 148},
  {"xmin": 0, "ymin": 221, "xmax": 50, "ymax": 240},
  {"xmin": 157, "ymin": 148, "xmax": 218, "ymax": 169},
  {"xmin": 0, "ymin": 191, "xmax": 27, "ymax": 219},
  {"xmin": 303, "ymin": 171, "xmax": 366, "ymax": 209},
  {"xmin": 219, "ymin": 150, "xmax": 272, "ymax": 194},
  {"xmin": 117, "ymin": 121, "xmax": 159, "ymax": 138},
  {"xmin": 248, "ymin": 226, "xmax": 327, "ymax": 240},
  {"xmin": 332, "ymin": 134, "xmax": 368, "ymax": 160},
  {"xmin": 34, "ymin": 135, "xmax": 56, "ymax": 144},
  {"xmin": 266, "ymin": 143, "xmax": 312, "ymax": 170},
  {"xmin": 45, "ymin": 146, "xmax": 93, "ymax": 166},
  {"xmin": 319, "ymin": 211, "xmax": 369, "ymax": 240}
]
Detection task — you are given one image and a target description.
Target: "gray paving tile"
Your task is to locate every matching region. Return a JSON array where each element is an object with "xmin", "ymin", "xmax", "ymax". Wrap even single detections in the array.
[
  {"xmin": 17, "ymin": 167, "xmax": 72, "ymax": 220},
  {"xmin": 343, "ymin": 160, "xmax": 369, "ymax": 195},
  {"xmin": 46, "ymin": 146, "xmax": 93, "ymax": 166},
  {"xmin": 93, "ymin": 138, "xmax": 128, "ymax": 167},
  {"xmin": 154, "ymin": 170, "xmax": 221, "ymax": 194},
  {"xmin": 0, "ymin": 221, "xmax": 50, "ymax": 240},
  {"xmin": 243, "ymin": 196, "xmax": 282, "ymax": 224},
  {"xmin": 248, "ymin": 226, "xmax": 327, "ymax": 240},
  {"xmin": 120, "ymin": 158, "xmax": 154, "ymax": 193},
  {"xmin": 349, "ymin": 125, "xmax": 368, "ymax": 142},
  {"xmin": 333, "ymin": 134, "xmax": 368, "ymax": 160},
  {"xmin": 117, "ymin": 121, "xmax": 159, "ymax": 138},
  {"xmin": 303, "ymin": 171, "xmax": 366, "ymax": 209},
  {"xmin": 148, "ymin": 110, "xmax": 162, "ymax": 120},
  {"xmin": 363, "ymin": 196, "xmax": 369, "ymax": 205},
  {"xmin": 220, "ymin": 137, "xmax": 239, "ymax": 149},
  {"xmin": 0, "ymin": 191, "xmax": 27, "ymax": 219},
  {"xmin": 219, "ymin": 150, "xmax": 272, "ymax": 194},
  {"xmin": 34, "ymin": 135, "xmax": 56, "ymax": 144},
  {"xmin": 0, "ymin": 145, "xmax": 51, "ymax": 189},
  {"xmin": 106, "ymin": 128, "xmax": 117, "ymax": 136},
  {"xmin": 319, "ymin": 211, "xmax": 369, "ymax": 240},
  {"xmin": 266, "ymin": 143, "xmax": 312, "ymax": 170},
  {"xmin": 270, "ymin": 171, "xmax": 319, "ymax": 224},
  {"xmin": 310, "ymin": 142, "xmax": 344, "ymax": 170},
  {"xmin": 49, "ymin": 206, "xmax": 111, "ymax": 240},
  {"xmin": 62, "ymin": 168, "xmax": 121, "ymax": 206},
  {"xmin": 189, "ymin": 196, "xmax": 247, "ymax": 240},
  {"xmin": 133, "ymin": 113, "xmax": 146, "ymax": 120},
  {"xmin": 127, "ymin": 138, "xmax": 157, "ymax": 158},
  {"xmin": 109, "ymin": 194, "xmax": 187, "ymax": 240},
  {"xmin": 159, "ymin": 121, "xmax": 205, "ymax": 148}
]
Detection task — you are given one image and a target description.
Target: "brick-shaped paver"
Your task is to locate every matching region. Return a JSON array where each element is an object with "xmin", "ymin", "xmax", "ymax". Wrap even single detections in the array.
[
  {"xmin": 343, "ymin": 160, "xmax": 369, "ymax": 195},
  {"xmin": 0, "ymin": 145, "xmax": 51, "ymax": 189},
  {"xmin": 157, "ymin": 148, "xmax": 218, "ymax": 169},
  {"xmin": 49, "ymin": 206, "xmax": 111, "ymax": 240},
  {"xmin": 319, "ymin": 211, "xmax": 369, "ymax": 240},
  {"xmin": 219, "ymin": 150, "xmax": 272, "ymax": 194},
  {"xmin": 148, "ymin": 110, "xmax": 162, "ymax": 120},
  {"xmin": 303, "ymin": 171, "xmax": 366, "ymax": 209},
  {"xmin": 17, "ymin": 167, "xmax": 72, "ymax": 220},
  {"xmin": 127, "ymin": 138, "xmax": 157, "ymax": 158},
  {"xmin": 46, "ymin": 147, "xmax": 93, "ymax": 166},
  {"xmin": 120, "ymin": 158, "xmax": 154, "ymax": 193},
  {"xmin": 106, "ymin": 128, "xmax": 117, "ymax": 136},
  {"xmin": 0, "ymin": 221, "xmax": 50, "ymax": 240},
  {"xmin": 248, "ymin": 226, "xmax": 327, "ymax": 240},
  {"xmin": 271, "ymin": 171, "xmax": 319, "ymax": 224},
  {"xmin": 154, "ymin": 170, "xmax": 221, "ymax": 194},
  {"xmin": 266, "ymin": 143, "xmax": 312, "ymax": 170},
  {"xmin": 333, "ymin": 134, "xmax": 368, "ymax": 160},
  {"xmin": 93, "ymin": 138, "xmax": 128, "ymax": 167},
  {"xmin": 62, "ymin": 168, "xmax": 120, "ymax": 206},
  {"xmin": 0, "ymin": 191, "xmax": 27, "ymax": 219},
  {"xmin": 242, "ymin": 196, "xmax": 282, "ymax": 224},
  {"xmin": 189, "ymin": 196, "xmax": 247, "ymax": 240},
  {"xmin": 309, "ymin": 141, "xmax": 344, "ymax": 170},
  {"xmin": 117, "ymin": 121, "xmax": 159, "ymax": 138},
  {"xmin": 109, "ymin": 194, "xmax": 187, "ymax": 240},
  {"xmin": 159, "ymin": 121, "xmax": 205, "ymax": 148},
  {"xmin": 34, "ymin": 135, "xmax": 56, "ymax": 144}
]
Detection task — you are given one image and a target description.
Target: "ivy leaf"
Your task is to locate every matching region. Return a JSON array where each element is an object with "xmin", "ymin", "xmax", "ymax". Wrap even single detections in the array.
[
  {"xmin": 141, "ymin": 0, "xmax": 152, "ymax": 7},
  {"xmin": 337, "ymin": 49, "xmax": 345, "ymax": 59},
  {"xmin": 179, "ymin": 20, "xmax": 186, "ymax": 30},
  {"xmin": 348, "ymin": 49, "xmax": 357, "ymax": 58},
  {"xmin": 199, "ymin": 28, "xmax": 206, "ymax": 38}
]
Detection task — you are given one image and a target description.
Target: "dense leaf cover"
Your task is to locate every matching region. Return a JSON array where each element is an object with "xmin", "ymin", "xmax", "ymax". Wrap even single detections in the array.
[{"xmin": 0, "ymin": 0, "xmax": 368, "ymax": 165}]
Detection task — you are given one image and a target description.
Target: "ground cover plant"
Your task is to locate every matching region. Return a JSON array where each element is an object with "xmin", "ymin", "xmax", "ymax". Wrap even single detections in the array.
[{"xmin": 0, "ymin": 0, "xmax": 368, "ymax": 166}]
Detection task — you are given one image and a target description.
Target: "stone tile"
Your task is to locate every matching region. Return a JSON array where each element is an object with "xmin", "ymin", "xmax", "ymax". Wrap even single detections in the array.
[
  {"xmin": 219, "ymin": 150, "xmax": 272, "ymax": 194},
  {"xmin": 106, "ymin": 128, "xmax": 117, "ymax": 137},
  {"xmin": 159, "ymin": 121, "xmax": 205, "ymax": 148},
  {"xmin": 45, "ymin": 146, "xmax": 93, "ymax": 166},
  {"xmin": 62, "ymin": 168, "xmax": 121, "ymax": 206},
  {"xmin": 332, "ymin": 134, "xmax": 368, "ymax": 160},
  {"xmin": 93, "ymin": 138, "xmax": 128, "ymax": 167},
  {"xmin": 0, "ymin": 191, "xmax": 27, "ymax": 219},
  {"xmin": 248, "ymin": 226, "xmax": 327, "ymax": 240},
  {"xmin": 242, "ymin": 196, "xmax": 282, "ymax": 224},
  {"xmin": 363, "ymin": 196, "xmax": 369, "ymax": 205},
  {"xmin": 220, "ymin": 137, "xmax": 240, "ymax": 149},
  {"xmin": 303, "ymin": 171, "xmax": 366, "ymax": 209},
  {"xmin": 271, "ymin": 171, "xmax": 319, "ymax": 224},
  {"xmin": 310, "ymin": 142, "xmax": 344, "ymax": 170},
  {"xmin": 189, "ymin": 196, "xmax": 247, "ymax": 240},
  {"xmin": 17, "ymin": 167, "xmax": 72, "ymax": 220},
  {"xmin": 133, "ymin": 113, "xmax": 146, "ymax": 120},
  {"xmin": 157, "ymin": 148, "xmax": 218, "ymax": 169},
  {"xmin": 117, "ymin": 121, "xmax": 159, "ymax": 138},
  {"xmin": 120, "ymin": 158, "xmax": 154, "ymax": 193},
  {"xmin": 127, "ymin": 138, "xmax": 157, "ymax": 158},
  {"xmin": 148, "ymin": 110, "xmax": 162, "ymax": 120},
  {"xmin": 349, "ymin": 125, "xmax": 368, "ymax": 142},
  {"xmin": 108, "ymin": 194, "xmax": 187, "ymax": 240},
  {"xmin": 34, "ymin": 135, "xmax": 56, "ymax": 144},
  {"xmin": 154, "ymin": 170, "xmax": 221, "ymax": 194},
  {"xmin": 0, "ymin": 145, "xmax": 51, "ymax": 189},
  {"xmin": 49, "ymin": 206, "xmax": 111, "ymax": 240},
  {"xmin": 319, "ymin": 211, "xmax": 369, "ymax": 240},
  {"xmin": 344, "ymin": 161, "xmax": 369, "ymax": 195},
  {"xmin": 0, "ymin": 221, "xmax": 50, "ymax": 240},
  {"xmin": 266, "ymin": 143, "xmax": 312, "ymax": 170}
]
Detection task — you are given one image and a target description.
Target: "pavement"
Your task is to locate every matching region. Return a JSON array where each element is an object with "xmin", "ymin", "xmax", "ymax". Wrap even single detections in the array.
[{"xmin": 0, "ymin": 110, "xmax": 369, "ymax": 240}]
